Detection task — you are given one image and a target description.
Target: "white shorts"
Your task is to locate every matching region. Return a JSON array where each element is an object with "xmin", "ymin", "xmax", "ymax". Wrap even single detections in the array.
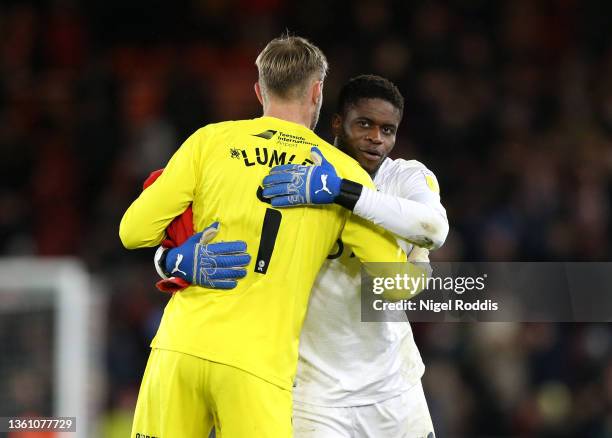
[{"xmin": 293, "ymin": 381, "xmax": 435, "ymax": 438}]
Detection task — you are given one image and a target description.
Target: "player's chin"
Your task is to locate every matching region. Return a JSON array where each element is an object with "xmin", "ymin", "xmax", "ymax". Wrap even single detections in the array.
[{"xmin": 358, "ymin": 156, "xmax": 382, "ymax": 174}]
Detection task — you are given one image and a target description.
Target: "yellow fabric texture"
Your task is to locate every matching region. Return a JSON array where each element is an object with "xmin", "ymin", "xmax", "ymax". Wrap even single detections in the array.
[{"xmin": 131, "ymin": 348, "xmax": 292, "ymax": 438}]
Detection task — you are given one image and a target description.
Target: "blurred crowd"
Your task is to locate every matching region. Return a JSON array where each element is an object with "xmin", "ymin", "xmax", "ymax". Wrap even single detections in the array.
[{"xmin": 0, "ymin": 0, "xmax": 611, "ymax": 436}]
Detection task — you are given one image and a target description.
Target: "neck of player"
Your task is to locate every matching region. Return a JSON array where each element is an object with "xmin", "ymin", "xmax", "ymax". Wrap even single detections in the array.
[{"xmin": 263, "ymin": 100, "xmax": 314, "ymax": 130}]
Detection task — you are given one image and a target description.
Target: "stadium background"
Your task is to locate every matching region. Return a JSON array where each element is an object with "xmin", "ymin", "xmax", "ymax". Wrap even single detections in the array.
[{"xmin": 0, "ymin": 0, "xmax": 611, "ymax": 436}]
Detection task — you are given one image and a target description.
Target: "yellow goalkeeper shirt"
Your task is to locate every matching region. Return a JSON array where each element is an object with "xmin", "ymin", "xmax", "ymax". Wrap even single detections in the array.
[{"xmin": 119, "ymin": 116, "xmax": 405, "ymax": 389}]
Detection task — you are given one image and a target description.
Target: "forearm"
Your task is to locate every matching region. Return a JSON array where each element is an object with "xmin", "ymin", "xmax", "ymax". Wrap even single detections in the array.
[
  {"xmin": 119, "ymin": 197, "xmax": 175, "ymax": 249},
  {"xmin": 353, "ymin": 186, "xmax": 449, "ymax": 249}
]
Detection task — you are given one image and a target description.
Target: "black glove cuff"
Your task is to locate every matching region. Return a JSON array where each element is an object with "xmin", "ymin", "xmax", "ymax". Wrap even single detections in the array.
[{"xmin": 335, "ymin": 179, "xmax": 363, "ymax": 211}]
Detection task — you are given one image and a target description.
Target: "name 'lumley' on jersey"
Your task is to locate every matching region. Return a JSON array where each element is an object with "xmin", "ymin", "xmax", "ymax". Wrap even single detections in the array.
[
  {"xmin": 232, "ymin": 128, "xmax": 318, "ymax": 168},
  {"xmin": 234, "ymin": 146, "xmax": 315, "ymax": 168}
]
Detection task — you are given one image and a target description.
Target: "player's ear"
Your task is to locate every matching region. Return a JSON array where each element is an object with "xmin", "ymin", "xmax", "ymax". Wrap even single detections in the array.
[
  {"xmin": 254, "ymin": 82, "xmax": 264, "ymax": 106},
  {"xmin": 331, "ymin": 113, "xmax": 342, "ymax": 137},
  {"xmin": 311, "ymin": 80, "xmax": 323, "ymax": 106}
]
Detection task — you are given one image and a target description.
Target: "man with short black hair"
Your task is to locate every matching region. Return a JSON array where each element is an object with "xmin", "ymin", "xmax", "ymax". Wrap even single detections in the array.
[{"xmin": 265, "ymin": 74, "xmax": 447, "ymax": 437}]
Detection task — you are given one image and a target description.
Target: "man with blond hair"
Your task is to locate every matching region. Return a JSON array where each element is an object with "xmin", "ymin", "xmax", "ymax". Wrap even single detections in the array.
[{"xmin": 120, "ymin": 35, "xmax": 406, "ymax": 437}]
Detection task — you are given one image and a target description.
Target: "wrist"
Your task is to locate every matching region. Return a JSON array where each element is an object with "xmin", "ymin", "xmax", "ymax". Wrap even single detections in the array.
[
  {"xmin": 334, "ymin": 179, "xmax": 363, "ymax": 211},
  {"xmin": 154, "ymin": 246, "xmax": 171, "ymax": 279}
]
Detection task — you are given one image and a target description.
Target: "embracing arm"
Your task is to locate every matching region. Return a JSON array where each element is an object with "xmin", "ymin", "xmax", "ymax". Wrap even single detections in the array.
[
  {"xmin": 263, "ymin": 151, "xmax": 449, "ymax": 250},
  {"xmin": 353, "ymin": 184, "xmax": 448, "ymax": 250}
]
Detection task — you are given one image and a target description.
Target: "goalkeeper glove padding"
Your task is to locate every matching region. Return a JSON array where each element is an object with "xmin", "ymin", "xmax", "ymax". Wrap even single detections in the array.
[{"xmin": 161, "ymin": 222, "xmax": 251, "ymax": 289}]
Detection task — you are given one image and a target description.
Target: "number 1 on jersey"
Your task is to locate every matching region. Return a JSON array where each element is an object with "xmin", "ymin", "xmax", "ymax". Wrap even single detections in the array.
[{"xmin": 255, "ymin": 208, "xmax": 282, "ymax": 274}]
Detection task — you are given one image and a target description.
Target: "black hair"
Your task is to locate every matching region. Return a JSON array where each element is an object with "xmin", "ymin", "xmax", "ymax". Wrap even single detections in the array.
[{"xmin": 337, "ymin": 74, "xmax": 404, "ymax": 117}]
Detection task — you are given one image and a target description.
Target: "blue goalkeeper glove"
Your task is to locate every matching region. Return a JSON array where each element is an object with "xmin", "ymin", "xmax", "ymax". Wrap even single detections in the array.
[
  {"xmin": 163, "ymin": 222, "xmax": 251, "ymax": 289},
  {"xmin": 262, "ymin": 147, "xmax": 343, "ymax": 206},
  {"xmin": 262, "ymin": 146, "xmax": 363, "ymax": 210}
]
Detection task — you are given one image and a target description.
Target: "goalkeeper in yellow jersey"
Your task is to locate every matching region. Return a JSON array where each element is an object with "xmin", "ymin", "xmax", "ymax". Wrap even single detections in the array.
[{"xmin": 119, "ymin": 35, "xmax": 406, "ymax": 438}]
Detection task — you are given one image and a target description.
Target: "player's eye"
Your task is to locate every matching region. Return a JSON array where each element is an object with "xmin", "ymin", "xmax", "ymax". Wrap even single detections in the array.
[
  {"xmin": 382, "ymin": 127, "xmax": 396, "ymax": 135},
  {"xmin": 357, "ymin": 120, "xmax": 370, "ymax": 128}
]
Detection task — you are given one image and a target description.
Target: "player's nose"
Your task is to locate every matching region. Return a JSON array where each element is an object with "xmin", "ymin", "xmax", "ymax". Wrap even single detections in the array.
[{"xmin": 365, "ymin": 127, "xmax": 383, "ymax": 144}]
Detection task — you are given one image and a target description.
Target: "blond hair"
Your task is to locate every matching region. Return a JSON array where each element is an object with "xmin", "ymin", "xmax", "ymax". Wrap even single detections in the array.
[{"xmin": 255, "ymin": 35, "xmax": 328, "ymax": 100}]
